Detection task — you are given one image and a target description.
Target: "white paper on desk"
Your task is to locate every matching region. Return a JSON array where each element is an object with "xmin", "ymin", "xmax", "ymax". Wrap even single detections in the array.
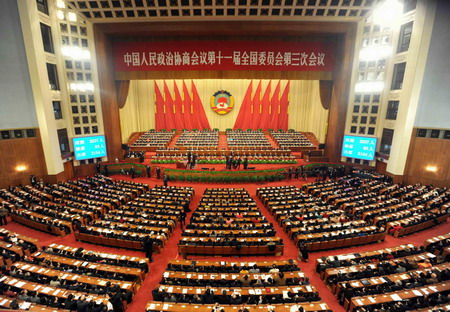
[
  {"xmin": 255, "ymin": 289, "xmax": 262, "ymax": 295},
  {"xmin": 232, "ymin": 275, "xmax": 237, "ymax": 279},
  {"xmin": 21, "ymin": 264, "xmax": 30, "ymax": 270},
  {"xmin": 163, "ymin": 303, "xmax": 169, "ymax": 310},
  {"xmin": 0, "ymin": 276, "xmax": 7, "ymax": 282},
  {"xmin": 19, "ymin": 302, "xmax": 31, "ymax": 309},
  {"xmin": 355, "ymin": 299, "xmax": 364, "ymax": 305},
  {"xmin": 95, "ymin": 300, "xmax": 103, "ymax": 305},
  {"xmin": 182, "ymin": 288, "xmax": 188, "ymax": 294},
  {"xmin": 427, "ymin": 253, "xmax": 436, "ymax": 258},
  {"xmin": 148, "ymin": 304, "xmax": 156, "ymax": 310},
  {"xmin": 221, "ymin": 274, "xmax": 226, "ymax": 279},
  {"xmin": 422, "ymin": 289, "xmax": 429, "ymax": 295},
  {"xmin": 368, "ymin": 297, "xmax": 376, "ymax": 303},
  {"xmin": 429, "ymin": 286, "xmax": 438, "ymax": 292},
  {"xmin": 249, "ymin": 289, "xmax": 255, "ymax": 295},
  {"xmin": 390, "ymin": 294, "xmax": 402, "ymax": 301},
  {"xmin": 196, "ymin": 289, "xmax": 202, "ymax": 294},
  {"xmin": 37, "ymin": 268, "xmax": 45, "ymax": 273},
  {"xmin": 306, "ymin": 286, "xmax": 313, "ymax": 292},
  {"xmin": 167, "ymin": 287, "xmax": 173, "ymax": 292},
  {"xmin": 61, "ymin": 274, "xmax": 69, "ymax": 279},
  {"xmin": 282, "ymin": 291, "xmax": 289, "ymax": 299},
  {"xmin": 53, "ymin": 289, "xmax": 61, "ymax": 295},
  {"xmin": 0, "ymin": 299, "xmax": 8, "ymax": 306},
  {"xmin": 320, "ymin": 303, "xmax": 327, "ymax": 310},
  {"xmin": 351, "ymin": 282, "xmax": 359, "ymax": 287},
  {"xmin": 33, "ymin": 285, "xmax": 41, "ymax": 291},
  {"xmin": 186, "ymin": 274, "xmax": 192, "ymax": 279},
  {"xmin": 163, "ymin": 272, "xmax": 169, "ymax": 278},
  {"xmin": 98, "ymin": 281, "xmax": 107, "ymax": 286},
  {"xmin": 412, "ymin": 290, "xmax": 423, "ymax": 296},
  {"xmin": 15, "ymin": 281, "xmax": 26, "ymax": 287},
  {"xmin": 41, "ymin": 287, "xmax": 53, "ymax": 293}
]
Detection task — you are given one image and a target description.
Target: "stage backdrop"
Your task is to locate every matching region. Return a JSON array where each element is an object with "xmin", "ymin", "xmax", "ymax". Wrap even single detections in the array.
[{"xmin": 119, "ymin": 79, "xmax": 328, "ymax": 143}]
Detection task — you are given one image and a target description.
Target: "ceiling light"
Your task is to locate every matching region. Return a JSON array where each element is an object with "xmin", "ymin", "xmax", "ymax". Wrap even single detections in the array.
[
  {"xmin": 68, "ymin": 12, "xmax": 77, "ymax": 22},
  {"xmin": 57, "ymin": 10, "xmax": 65, "ymax": 20},
  {"xmin": 56, "ymin": 0, "xmax": 65, "ymax": 8},
  {"xmin": 355, "ymin": 81, "xmax": 384, "ymax": 93},
  {"xmin": 425, "ymin": 165, "xmax": 437, "ymax": 172},
  {"xmin": 373, "ymin": 0, "xmax": 403, "ymax": 29},
  {"xmin": 359, "ymin": 45, "xmax": 392, "ymax": 61}
]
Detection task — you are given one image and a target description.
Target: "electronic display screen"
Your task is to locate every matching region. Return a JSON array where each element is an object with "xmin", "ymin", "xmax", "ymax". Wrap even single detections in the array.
[
  {"xmin": 73, "ymin": 135, "xmax": 107, "ymax": 160},
  {"xmin": 341, "ymin": 135, "xmax": 377, "ymax": 161}
]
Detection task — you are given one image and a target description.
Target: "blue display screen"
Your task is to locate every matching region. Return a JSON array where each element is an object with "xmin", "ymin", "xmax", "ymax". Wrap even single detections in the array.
[
  {"xmin": 341, "ymin": 135, "xmax": 377, "ymax": 161},
  {"xmin": 73, "ymin": 135, "xmax": 107, "ymax": 160}
]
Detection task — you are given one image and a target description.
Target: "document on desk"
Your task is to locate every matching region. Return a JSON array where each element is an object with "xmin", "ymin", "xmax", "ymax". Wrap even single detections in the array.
[
  {"xmin": 19, "ymin": 302, "xmax": 31, "ymax": 309},
  {"xmin": 182, "ymin": 288, "xmax": 188, "ymax": 294},
  {"xmin": 412, "ymin": 290, "xmax": 423, "ymax": 296},
  {"xmin": 15, "ymin": 281, "xmax": 26, "ymax": 288},
  {"xmin": 249, "ymin": 289, "xmax": 255, "ymax": 295},
  {"xmin": 390, "ymin": 294, "xmax": 402, "ymax": 301},
  {"xmin": 167, "ymin": 287, "xmax": 173, "ymax": 293},
  {"xmin": 305, "ymin": 286, "xmax": 313, "ymax": 292},
  {"xmin": 320, "ymin": 303, "xmax": 328, "ymax": 310},
  {"xmin": 41, "ymin": 287, "xmax": 53, "ymax": 294},
  {"xmin": 0, "ymin": 299, "xmax": 8, "ymax": 306},
  {"xmin": 255, "ymin": 289, "xmax": 262, "ymax": 295},
  {"xmin": 163, "ymin": 303, "xmax": 169, "ymax": 310},
  {"xmin": 429, "ymin": 286, "xmax": 438, "ymax": 292},
  {"xmin": 355, "ymin": 299, "xmax": 364, "ymax": 305},
  {"xmin": 163, "ymin": 272, "xmax": 169, "ymax": 278},
  {"xmin": 148, "ymin": 304, "xmax": 156, "ymax": 310},
  {"xmin": 368, "ymin": 297, "xmax": 376, "ymax": 303},
  {"xmin": 421, "ymin": 288, "xmax": 429, "ymax": 295}
]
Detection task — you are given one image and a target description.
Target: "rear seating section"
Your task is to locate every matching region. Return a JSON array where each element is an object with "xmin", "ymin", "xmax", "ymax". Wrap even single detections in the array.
[
  {"xmin": 146, "ymin": 259, "xmax": 332, "ymax": 312},
  {"xmin": 315, "ymin": 237, "xmax": 450, "ymax": 312}
]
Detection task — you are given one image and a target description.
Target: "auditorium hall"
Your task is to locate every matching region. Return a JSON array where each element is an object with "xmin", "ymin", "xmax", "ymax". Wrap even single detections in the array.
[{"xmin": 0, "ymin": 0, "xmax": 449, "ymax": 311}]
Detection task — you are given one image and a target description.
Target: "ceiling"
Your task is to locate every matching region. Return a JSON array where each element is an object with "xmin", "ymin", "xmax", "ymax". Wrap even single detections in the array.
[{"xmin": 67, "ymin": 0, "xmax": 382, "ymax": 23}]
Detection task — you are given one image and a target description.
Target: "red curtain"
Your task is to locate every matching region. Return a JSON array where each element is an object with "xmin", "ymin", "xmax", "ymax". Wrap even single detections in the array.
[
  {"xmin": 173, "ymin": 81, "xmax": 186, "ymax": 129},
  {"xmin": 278, "ymin": 81, "xmax": 290, "ymax": 130},
  {"xmin": 269, "ymin": 81, "xmax": 281, "ymax": 130},
  {"xmin": 192, "ymin": 81, "xmax": 211, "ymax": 130},
  {"xmin": 251, "ymin": 81, "xmax": 262, "ymax": 130},
  {"xmin": 115, "ymin": 80, "xmax": 130, "ymax": 109},
  {"xmin": 233, "ymin": 81, "xmax": 253, "ymax": 130},
  {"xmin": 163, "ymin": 81, "xmax": 176, "ymax": 130},
  {"xmin": 259, "ymin": 81, "xmax": 272, "ymax": 130},
  {"xmin": 154, "ymin": 81, "xmax": 166, "ymax": 130}
]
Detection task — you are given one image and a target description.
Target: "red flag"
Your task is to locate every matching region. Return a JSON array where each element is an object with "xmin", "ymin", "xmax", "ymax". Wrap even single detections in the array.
[
  {"xmin": 233, "ymin": 81, "xmax": 253, "ymax": 130},
  {"xmin": 173, "ymin": 81, "xmax": 185, "ymax": 129},
  {"xmin": 278, "ymin": 81, "xmax": 290, "ymax": 130},
  {"xmin": 163, "ymin": 81, "xmax": 176, "ymax": 130},
  {"xmin": 269, "ymin": 81, "xmax": 281, "ymax": 130},
  {"xmin": 251, "ymin": 81, "xmax": 262, "ymax": 130},
  {"xmin": 259, "ymin": 81, "xmax": 272, "ymax": 130},
  {"xmin": 154, "ymin": 81, "xmax": 166, "ymax": 131},
  {"xmin": 182, "ymin": 81, "xmax": 195, "ymax": 130},
  {"xmin": 192, "ymin": 80, "xmax": 211, "ymax": 130}
]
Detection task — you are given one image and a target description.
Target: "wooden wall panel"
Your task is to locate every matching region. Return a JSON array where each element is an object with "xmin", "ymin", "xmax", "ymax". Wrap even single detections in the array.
[
  {"xmin": 325, "ymin": 27, "xmax": 357, "ymax": 163},
  {"xmin": 0, "ymin": 135, "xmax": 47, "ymax": 188},
  {"xmin": 404, "ymin": 133, "xmax": 450, "ymax": 187},
  {"xmin": 94, "ymin": 27, "xmax": 123, "ymax": 163}
]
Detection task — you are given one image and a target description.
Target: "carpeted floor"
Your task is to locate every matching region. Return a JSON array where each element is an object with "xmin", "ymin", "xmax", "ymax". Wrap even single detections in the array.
[{"xmin": 2, "ymin": 174, "xmax": 449, "ymax": 312}]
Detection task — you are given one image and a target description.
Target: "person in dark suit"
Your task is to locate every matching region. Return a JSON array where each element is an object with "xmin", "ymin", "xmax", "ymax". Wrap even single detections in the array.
[
  {"xmin": 143, "ymin": 237, "xmax": 154, "ymax": 262},
  {"xmin": 163, "ymin": 175, "xmax": 169, "ymax": 187},
  {"xmin": 146, "ymin": 165, "xmax": 151, "ymax": 178},
  {"xmin": 95, "ymin": 162, "xmax": 101, "ymax": 174},
  {"xmin": 179, "ymin": 211, "xmax": 186, "ymax": 229},
  {"xmin": 243, "ymin": 158, "xmax": 248, "ymax": 170},
  {"xmin": 131, "ymin": 166, "xmax": 136, "ymax": 179},
  {"xmin": 156, "ymin": 167, "xmax": 161, "ymax": 179}
]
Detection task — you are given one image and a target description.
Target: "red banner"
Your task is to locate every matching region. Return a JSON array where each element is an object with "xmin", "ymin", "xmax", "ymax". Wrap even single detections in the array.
[{"xmin": 112, "ymin": 41, "xmax": 335, "ymax": 72}]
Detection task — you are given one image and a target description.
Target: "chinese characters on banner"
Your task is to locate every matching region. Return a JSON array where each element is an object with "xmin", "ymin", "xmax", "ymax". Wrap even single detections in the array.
[{"xmin": 112, "ymin": 41, "xmax": 335, "ymax": 72}]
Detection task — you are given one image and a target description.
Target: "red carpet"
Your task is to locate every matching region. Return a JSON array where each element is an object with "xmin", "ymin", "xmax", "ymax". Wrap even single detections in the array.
[{"xmin": 2, "ymin": 174, "xmax": 449, "ymax": 312}]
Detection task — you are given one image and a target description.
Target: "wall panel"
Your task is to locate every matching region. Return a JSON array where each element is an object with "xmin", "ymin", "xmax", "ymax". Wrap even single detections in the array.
[
  {"xmin": 0, "ymin": 135, "xmax": 47, "ymax": 188},
  {"xmin": 404, "ymin": 133, "xmax": 450, "ymax": 187}
]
